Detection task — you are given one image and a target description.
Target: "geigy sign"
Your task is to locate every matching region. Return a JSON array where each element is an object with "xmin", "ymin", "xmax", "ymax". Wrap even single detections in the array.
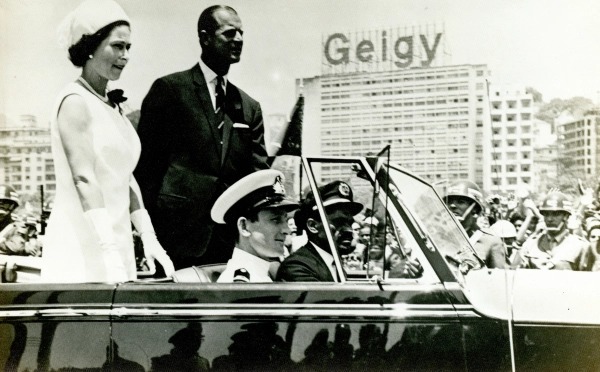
[{"xmin": 323, "ymin": 29, "xmax": 443, "ymax": 69}]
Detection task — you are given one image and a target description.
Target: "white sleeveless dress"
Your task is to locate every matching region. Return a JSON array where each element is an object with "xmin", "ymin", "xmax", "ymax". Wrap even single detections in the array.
[{"xmin": 41, "ymin": 82, "xmax": 140, "ymax": 282}]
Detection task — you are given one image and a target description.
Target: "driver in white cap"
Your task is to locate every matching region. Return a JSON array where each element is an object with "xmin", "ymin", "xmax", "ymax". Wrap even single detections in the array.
[{"xmin": 211, "ymin": 170, "xmax": 299, "ymax": 282}]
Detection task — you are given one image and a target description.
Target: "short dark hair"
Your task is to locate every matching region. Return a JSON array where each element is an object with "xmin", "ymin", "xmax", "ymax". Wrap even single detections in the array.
[
  {"xmin": 233, "ymin": 208, "xmax": 259, "ymax": 243},
  {"xmin": 68, "ymin": 20, "xmax": 129, "ymax": 67},
  {"xmin": 197, "ymin": 5, "xmax": 237, "ymax": 38}
]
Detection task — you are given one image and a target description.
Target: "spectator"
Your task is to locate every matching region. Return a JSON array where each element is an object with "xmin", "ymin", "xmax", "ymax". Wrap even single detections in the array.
[
  {"xmin": 580, "ymin": 218, "xmax": 600, "ymax": 271},
  {"xmin": 0, "ymin": 186, "xmax": 39, "ymax": 257},
  {"xmin": 490, "ymin": 220, "xmax": 519, "ymax": 267}
]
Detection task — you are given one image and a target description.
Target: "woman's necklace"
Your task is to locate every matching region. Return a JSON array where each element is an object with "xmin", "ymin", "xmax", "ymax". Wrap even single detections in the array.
[{"xmin": 77, "ymin": 77, "xmax": 110, "ymax": 104}]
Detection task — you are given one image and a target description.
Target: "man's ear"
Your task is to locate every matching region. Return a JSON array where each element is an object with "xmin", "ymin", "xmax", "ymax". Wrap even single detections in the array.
[
  {"xmin": 306, "ymin": 218, "xmax": 321, "ymax": 234},
  {"xmin": 237, "ymin": 217, "xmax": 251, "ymax": 237},
  {"xmin": 199, "ymin": 30, "xmax": 210, "ymax": 46}
]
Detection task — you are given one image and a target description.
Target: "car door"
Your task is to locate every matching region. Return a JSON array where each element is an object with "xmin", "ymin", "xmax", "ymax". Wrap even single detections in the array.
[
  {"xmin": 510, "ymin": 269, "xmax": 600, "ymax": 371},
  {"xmin": 386, "ymin": 162, "xmax": 513, "ymax": 371},
  {"xmin": 0, "ymin": 283, "xmax": 116, "ymax": 371},
  {"xmin": 109, "ymin": 157, "xmax": 468, "ymax": 371}
]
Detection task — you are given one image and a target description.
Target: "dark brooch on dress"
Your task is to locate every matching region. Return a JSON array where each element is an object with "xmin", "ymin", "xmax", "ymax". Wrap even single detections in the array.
[{"xmin": 107, "ymin": 89, "xmax": 127, "ymax": 104}]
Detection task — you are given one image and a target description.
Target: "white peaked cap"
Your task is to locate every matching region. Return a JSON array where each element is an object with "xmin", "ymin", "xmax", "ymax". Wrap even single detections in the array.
[{"xmin": 211, "ymin": 170, "xmax": 299, "ymax": 225}]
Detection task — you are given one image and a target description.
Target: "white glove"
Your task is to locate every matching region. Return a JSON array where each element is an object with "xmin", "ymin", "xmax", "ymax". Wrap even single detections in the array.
[
  {"xmin": 85, "ymin": 208, "xmax": 128, "ymax": 282},
  {"xmin": 131, "ymin": 209, "xmax": 175, "ymax": 277}
]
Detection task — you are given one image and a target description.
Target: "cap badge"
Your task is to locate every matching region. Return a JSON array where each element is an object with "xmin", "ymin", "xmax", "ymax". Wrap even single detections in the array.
[
  {"xmin": 338, "ymin": 183, "xmax": 350, "ymax": 197},
  {"xmin": 272, "ymin": 176, "xmax": 286, "ymax": 195}
]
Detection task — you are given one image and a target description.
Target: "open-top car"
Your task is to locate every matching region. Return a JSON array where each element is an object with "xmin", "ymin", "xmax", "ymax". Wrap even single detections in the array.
[{"xmin": 1, "ymin": 152, "xmax": 599, "ymax": 371}]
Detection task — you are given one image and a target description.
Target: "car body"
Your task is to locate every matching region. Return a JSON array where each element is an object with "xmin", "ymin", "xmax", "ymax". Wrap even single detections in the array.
[{"xmin": 1, "ymin": 154, "xmax": 599, "ymax": 371}]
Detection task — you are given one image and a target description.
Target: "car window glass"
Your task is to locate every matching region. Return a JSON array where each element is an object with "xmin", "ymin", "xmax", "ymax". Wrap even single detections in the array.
[
  {"xmin": 305, "ymin": 158, "xmax": 431, "ymax": 282},
  {"xmin": 387, "ymin": 165, "xmax": 479, "ymax": 274}
]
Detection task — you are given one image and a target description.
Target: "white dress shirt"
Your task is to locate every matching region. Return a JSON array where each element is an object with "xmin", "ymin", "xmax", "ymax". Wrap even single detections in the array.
[
  {"xmin": 311, "ymin": 242, "xmax": 339, "ymax": 281},
  {"xmin": 198, "ymin": 58, "xmax": 228, "ymax": 110}
]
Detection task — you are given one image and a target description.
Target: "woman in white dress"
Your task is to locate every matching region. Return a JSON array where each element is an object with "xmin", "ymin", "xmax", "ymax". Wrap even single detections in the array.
[{"xmin": 42, "ymin": 0, "xmax": 174, "ymax": 282}]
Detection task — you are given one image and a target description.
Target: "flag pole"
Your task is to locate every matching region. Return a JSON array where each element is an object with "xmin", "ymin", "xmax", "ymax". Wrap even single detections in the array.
[{"xmin": 297, "ymin": 79, "xmax": 304, "ymax": 199}]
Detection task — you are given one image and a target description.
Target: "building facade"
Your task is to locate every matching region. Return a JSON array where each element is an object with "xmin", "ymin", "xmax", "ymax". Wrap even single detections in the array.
[
  {"xmin": 486, "ymin": 85, "xmax": 535, "ymax": 195},
  {"xmin": 300, "ymin": 64, "xmax": 491, "ymax": 187},
  {"xmin": 557, "ymin": 109, "xmax": 600, "ymax": 184},
  {"xmin": 0, "ymin": 115, "xmax": 54, "ymax": 197}
]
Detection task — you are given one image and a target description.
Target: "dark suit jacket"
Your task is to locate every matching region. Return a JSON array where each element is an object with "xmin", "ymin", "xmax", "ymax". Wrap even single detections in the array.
[
  {"xmin": 276, "ymin": 243, "xmax": 335, "ymax": 282},
  {"xmin": 134, "ymin": 64, "xmax": 268, "ymax": 263}
]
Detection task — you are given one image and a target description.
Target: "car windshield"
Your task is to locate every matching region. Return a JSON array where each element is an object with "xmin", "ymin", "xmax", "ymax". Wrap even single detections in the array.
[{"xmin": 386, "ymin": 164, "xmax": 479, "ymax": 271}]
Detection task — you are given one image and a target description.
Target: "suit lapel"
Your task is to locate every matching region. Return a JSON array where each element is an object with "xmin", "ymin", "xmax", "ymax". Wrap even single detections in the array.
[
  {"xmin": 191, "ymin": 65, "xmax": 222, "ymax": 156},
  {"xmin": 304, "ymin": 244, "xmax": 334, "ymax": 281}
]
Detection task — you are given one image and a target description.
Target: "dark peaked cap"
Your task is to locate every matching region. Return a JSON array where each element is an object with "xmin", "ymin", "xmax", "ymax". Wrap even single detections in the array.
[{"xmin": 295, "ymin": 180, "xmax": 364, "ymax": 227}]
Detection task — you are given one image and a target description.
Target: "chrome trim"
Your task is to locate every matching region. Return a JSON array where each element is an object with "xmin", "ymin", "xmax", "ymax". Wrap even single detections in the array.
[
  {"xmin": 0, "ymin": 304, "xmax": 459, "ymax": 320},
  {"xmin": 110, "ymin": 306, "xmax": 459, "ymax": 319},
  {"xmin": 0, "ymin": 310, "xmax": 38, "ymax": 317},
  {"xmin": 112, "ymin": 303, "xmax": 456, "ymax": 310}
]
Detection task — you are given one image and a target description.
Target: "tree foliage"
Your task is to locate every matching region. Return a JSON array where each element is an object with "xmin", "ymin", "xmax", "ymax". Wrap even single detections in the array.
[
  {"xmin": 535, "ymin": 96, "xmax": 594, "ymax": 124},
  {"xmin": 525, "ymin": 87, "xmax": 543, "ymax": 103}
]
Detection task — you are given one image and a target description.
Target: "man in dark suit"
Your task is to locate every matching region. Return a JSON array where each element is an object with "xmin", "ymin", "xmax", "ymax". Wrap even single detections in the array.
[
  {"xmin": 277, "ymin": 181, "xmax": 364, "ymax": 282},
  {"xmin": 134, "ymin": 5, "xmax": 268, "ymax": 269}
]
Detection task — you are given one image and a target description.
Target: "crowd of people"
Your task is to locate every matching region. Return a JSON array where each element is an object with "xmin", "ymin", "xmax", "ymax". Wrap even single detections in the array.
[
  {"xmin": 444, "ymin": 180, "xmax": 600, "ymax": 272},
  {"xmin": 2, "ymin": 1, "xmax": 599, "ymax": 283}
]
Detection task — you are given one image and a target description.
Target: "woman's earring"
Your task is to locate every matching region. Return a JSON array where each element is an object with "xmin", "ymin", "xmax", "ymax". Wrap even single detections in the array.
[{"xmin": 88, "ymin": 54, "xmax": 93, "ymax": 59}]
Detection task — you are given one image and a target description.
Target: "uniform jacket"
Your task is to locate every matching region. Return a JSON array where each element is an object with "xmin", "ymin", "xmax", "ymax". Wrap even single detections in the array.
[
  {"xmin": 522, "ymin": 231, "xmax": 589, "ymax": 270},
  {"xmin": 217, "ymin": 248, "xmax": 273, "ymax": 283},
  {"xmin": 276, "ymin": 243, "xmax": 335, "ymax": 282},
  {"xmin": 134, "ymin": 64, "xmax": 268, "ymax": 261},
  {"xmin": 470, "ymin": 228, "xmax": 506, "ymax": 269}
]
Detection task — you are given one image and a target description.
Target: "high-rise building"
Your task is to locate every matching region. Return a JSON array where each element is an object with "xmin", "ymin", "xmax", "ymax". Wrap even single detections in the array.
[
  {"xmin": 557, "ymin": 109, "xmax": 600, "ymax": 183},
  {"xmin": 486, "ymin": 85, "xmax": 535, "ymax": 195},
  {"xmin": 0, "ymin": 115, "xmax": 53, "ymax": 196},
  {"xmin": 299, "ymin": 25, "xmax": 493, "ymax": 188},
  {"xmin": 300, "ymin": 64, "xmax": 491, "ymax": 186}
]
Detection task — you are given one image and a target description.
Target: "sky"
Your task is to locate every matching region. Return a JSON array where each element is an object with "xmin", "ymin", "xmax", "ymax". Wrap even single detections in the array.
[{"xmin": 1, "ymin": 0, "xmax": 600, "ymax": 125}]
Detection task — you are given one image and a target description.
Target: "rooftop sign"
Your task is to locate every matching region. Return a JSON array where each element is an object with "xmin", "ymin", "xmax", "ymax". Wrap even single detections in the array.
[{"xmin": 321, "ymin": 25, "xmax": 446, "ymax": 74}]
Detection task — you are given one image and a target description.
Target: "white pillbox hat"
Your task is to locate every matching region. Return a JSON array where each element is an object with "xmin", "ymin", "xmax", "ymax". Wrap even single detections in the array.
[{"xmin": 57, "ymin": 0, "xmax": 130, "ymax": 49}]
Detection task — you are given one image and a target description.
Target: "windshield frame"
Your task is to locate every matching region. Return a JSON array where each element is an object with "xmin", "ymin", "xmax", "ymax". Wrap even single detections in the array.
[{"xmin": 383, "ymin": 162, "xmax": 482, "ymax": 283}]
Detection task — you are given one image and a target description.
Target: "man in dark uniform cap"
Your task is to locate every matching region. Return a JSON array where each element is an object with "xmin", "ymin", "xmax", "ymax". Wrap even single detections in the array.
[
  {"xmin": 276, "ymin": 181, "xmax": 364, "ymax": 282},
  {"xmin": 444, "ymin": 180, "xmax": 506, "ymax": 269},
  {"xmin": 211, "ymin": 169, "xmax": 299, "ymax": 282}
]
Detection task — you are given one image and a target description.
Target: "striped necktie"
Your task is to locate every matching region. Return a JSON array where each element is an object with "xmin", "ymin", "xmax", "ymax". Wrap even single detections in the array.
[{"xmin": 215, "ymin": 76, "xmax": 225, "ymax": 138}]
